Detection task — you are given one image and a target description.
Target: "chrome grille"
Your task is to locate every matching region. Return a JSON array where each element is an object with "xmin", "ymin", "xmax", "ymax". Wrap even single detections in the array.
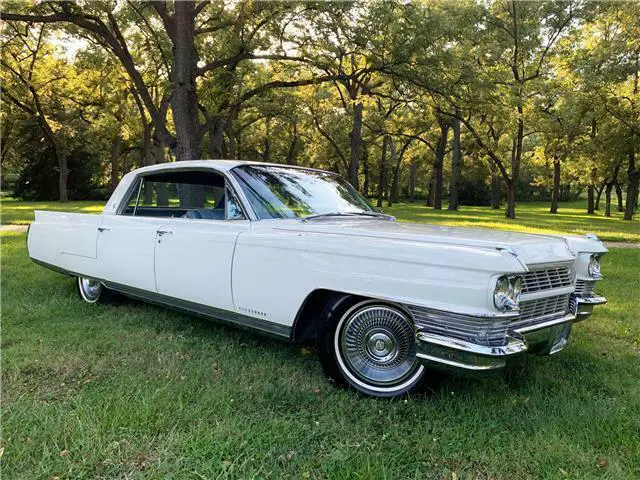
[
  {"xmin": 511, "ymin": 294, "xmax": 570, "ymax": 330},
  {"xmin": 522, "ymin": 266, "xmax": 572, "ymax": 294},
  {"xmin": 407, "ymin": 305, "xmax": 510, "ymax": 347},
  {"xmin": 575, "ymin": 279, "xmax": 596, "ymax": 297}
]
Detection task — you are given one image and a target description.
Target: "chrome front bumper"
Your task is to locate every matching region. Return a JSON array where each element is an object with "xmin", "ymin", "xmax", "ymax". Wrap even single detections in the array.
[
  {"xmin": 414, "ymin": 294, "xmax": 607, "ymax": 373},
  {"xmin": 574, "ymin": 294, "xmax": 607, "ymax": 322}
]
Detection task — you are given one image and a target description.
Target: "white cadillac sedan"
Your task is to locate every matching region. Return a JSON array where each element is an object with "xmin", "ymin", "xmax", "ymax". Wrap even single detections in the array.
[{"xmin": 27, "ymin": 160, "xmax": 608, "ymax": 398}]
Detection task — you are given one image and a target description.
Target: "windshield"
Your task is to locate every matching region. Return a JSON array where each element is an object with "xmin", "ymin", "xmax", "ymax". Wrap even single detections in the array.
[{"xmin": 231, "ymin": 165, "xmax": 376, "ymax": 220}]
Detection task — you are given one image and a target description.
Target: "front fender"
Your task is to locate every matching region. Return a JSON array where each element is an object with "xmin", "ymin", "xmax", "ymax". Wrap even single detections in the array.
[{"xmin": 231, "ymin": 228, "xmax": 526, "ymax": 328}]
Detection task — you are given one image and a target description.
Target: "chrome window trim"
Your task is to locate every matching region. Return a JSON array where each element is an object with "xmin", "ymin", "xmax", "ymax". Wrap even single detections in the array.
[
  {"xmin": 113, "ymin": 166, "xmax": 258, "ymax": 221},
  {"xmin": 224, "ymin": 184, "xmax": 249, "ymax": 220},
  {"xmin": 132, "ymin": 178, "xmax": 143, "ymax": 216},
  {"xmin": 116, "ymin": 177, "xmax": 143, "ymax": 216}
]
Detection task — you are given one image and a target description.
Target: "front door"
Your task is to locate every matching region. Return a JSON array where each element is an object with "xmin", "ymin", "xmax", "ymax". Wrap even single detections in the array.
[{"xmin": 154, "ymin": 217, "xmax": 249, "ymax": 311}]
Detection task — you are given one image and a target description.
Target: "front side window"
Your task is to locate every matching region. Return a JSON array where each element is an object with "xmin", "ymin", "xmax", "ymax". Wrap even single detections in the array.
[
  {"xmin": 231, "ymin": 165, "xmax": 375, "ymax": 219},
  {"xmin": 121, "ymin": 170, "xmax": 245, "ymax": 220}
]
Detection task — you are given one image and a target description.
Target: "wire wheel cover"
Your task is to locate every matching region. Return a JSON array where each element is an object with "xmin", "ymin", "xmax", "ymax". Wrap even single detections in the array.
[{"xmin": 340, "ymin": 306, "xmax": 418, "ymax": 386}]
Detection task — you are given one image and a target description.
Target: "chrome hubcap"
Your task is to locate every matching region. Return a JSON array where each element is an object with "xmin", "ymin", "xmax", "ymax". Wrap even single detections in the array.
[
  {"xmin": 80, "ymin": 277, "xmax": 101, "ymax": 301},
  {"xmin": 340, "ymin": 306, "xmax": 419, "ymax": 386}
]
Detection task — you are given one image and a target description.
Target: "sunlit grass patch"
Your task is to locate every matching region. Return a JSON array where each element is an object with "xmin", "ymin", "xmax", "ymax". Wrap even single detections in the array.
[
  {"xmin": 385, "ymin": 200, "xmax": 640, "ymax": 243},
  {"xmin": 1, "ymin": 198, "xmax": 104, "ymax": 225}
]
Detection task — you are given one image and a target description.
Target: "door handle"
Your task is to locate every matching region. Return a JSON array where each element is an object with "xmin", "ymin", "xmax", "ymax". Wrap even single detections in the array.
[
  {"xmin": 157, "ymin": 230, "xmax": 173, "ymax": 236},
  {"xmin": 97, "ymin": 227, "xmax": 111, "ymax": 232}
]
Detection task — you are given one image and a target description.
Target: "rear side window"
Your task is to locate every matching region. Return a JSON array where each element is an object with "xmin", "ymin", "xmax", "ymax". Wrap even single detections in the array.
[{"xmin": 121, "ymin": 170, "xmax": 244, "ymax": 220}]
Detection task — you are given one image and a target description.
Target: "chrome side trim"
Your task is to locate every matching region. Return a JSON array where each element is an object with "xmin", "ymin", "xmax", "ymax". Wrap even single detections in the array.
[
  {"xmin": 29, "ymin": 258, "xmax": 291, "ymax": 339},
  {"xmin": 106, "ymin": 281, "xmax": 291, "ymax": 339}
]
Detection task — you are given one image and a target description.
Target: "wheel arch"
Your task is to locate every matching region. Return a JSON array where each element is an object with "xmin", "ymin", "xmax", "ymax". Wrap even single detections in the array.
[{"xmin": 290, "ymin": 289, "xmax": 415, "ymax": 344}]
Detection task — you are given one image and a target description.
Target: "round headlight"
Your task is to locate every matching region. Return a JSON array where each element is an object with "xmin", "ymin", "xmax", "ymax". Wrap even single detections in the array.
[
  {"xmin": 588, "ymin": 254, "xmax": 602, "ymax": 278},
  {"xmin": 494, "ymin": 275, "xmax": 521, "ymax": 311}
]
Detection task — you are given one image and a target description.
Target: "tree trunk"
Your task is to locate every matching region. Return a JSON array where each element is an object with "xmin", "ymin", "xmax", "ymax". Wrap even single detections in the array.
[
  {"xmin": 388, "ymin": 140, "xmax": 398, "ymax": 207},
  {"xmin": 491, "ymin": 167, "xmax": 501, "ymax": 209},
  {"xmin": 362, "ymin": 147, "xmax": 370, "ymax": 198},
  {"xmin": 433, "ymin": 116, "xmax": 450, "ymax": 210},
  {"xmin": 604, "ymin": 182, "xmax": 613, "ymax": 217},
  {"xmin": 506, "ymin": 180, "xmax": 516, "ymax": 219},
  {"xmin": 110, "ymin": 134, "xmax": 121, "ymax": 193},
  {"xmin": 506, "ymin": 113, "xmax": 524, "ymax": 219},
  {"xmin": 587, "ymin": 184, "xmax": 595, "ymax": 214},
  {"xmin": 349, "ymin": 101, "xmax": 363, "ymax": 190},
  {"xmin": 226, "ymin": 116, "xmax": 236, "ymax": 159},
  {"xmin": 153, "ymin": 130, "xmax": 168, "ymax": 206},
  {"xmin": 548, "ymin": 157, "xmax": 558, "ymax": 214},
  {"xmin": 615, "ymin": 181, "xmax": 624, "ymax": 212},
  {"xmin": 376, "ymin": 136, "xmax": 388, "ymax": 208},
  {"xmin": 142, "ymin": 122, "xmax": 152, "ymax": 166},
  {"xmin": 624, "ymin": 148, "xmax": 638, "ymax": 221},
  {"xmin": 389, "ymin": 164, "xmax": 400, "ymax": 206},
  {"xmin": 426, "ymin": 173, "xmax": 435, "ymax": 207},
  {"xmin": 58, "ymin": 161, "xmax": 69, "ymax": 203},
  {"xmin": 448, "ymin": 116, "xmax": 461, "ymax": 210},
  {"xmin": 208, "ymin": 118, "xmax": 226, "ymax": 159},
  {"xmin": 286, "ymin": 121, "xmax": 298, "ymax": 165},
  {"xmin": 408, "ymin": 160, "xmax": 415, "ymax": 203},
  {"xmin": 170, "ymin": 1, "xmax": 200, "ymax": 161},
  {"xmin": 595, "ymin": 183, "xmax": 604, "ymax": 210}
]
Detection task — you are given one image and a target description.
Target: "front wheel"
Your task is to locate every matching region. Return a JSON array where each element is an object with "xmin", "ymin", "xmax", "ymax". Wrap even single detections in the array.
[
  {"xmin": 77, "ymin": 276, "xmax": 114, "ymax": 304},
  {"xmin": 319, "ymin": 298, "xmax": 425, "ymax": 398}
]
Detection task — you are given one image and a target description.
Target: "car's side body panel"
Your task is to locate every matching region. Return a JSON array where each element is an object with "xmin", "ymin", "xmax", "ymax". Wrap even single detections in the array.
[
  {"xmin": 28, "ymin": 211, "xmax": 102, "ymax": 274},
  {"xmin": 231, "ymin": 220, "xmax": 526, "ymax": 327},
  {"xmin": 96, "ymin": 215, "xmax": 164, "ymax": 293},
  {"xmin": 154, "ymin": 217, "xmax": 250, "ymax": 312}
]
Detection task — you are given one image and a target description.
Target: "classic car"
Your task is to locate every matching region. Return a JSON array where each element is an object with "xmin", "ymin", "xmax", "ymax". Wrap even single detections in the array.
[{"xmin": 27, "ymin": 160, "xmax": 608, "ymax": 398}]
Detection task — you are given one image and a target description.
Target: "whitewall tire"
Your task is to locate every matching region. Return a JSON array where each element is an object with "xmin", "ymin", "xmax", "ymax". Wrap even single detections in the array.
[{"xmin": 319, "ymin": 298, "xmax": 425, "ymax": 398}]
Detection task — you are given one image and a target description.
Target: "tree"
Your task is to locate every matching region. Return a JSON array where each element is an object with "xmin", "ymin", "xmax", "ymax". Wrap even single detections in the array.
[
  {"xmin": 1, "ymin": 24, "xmax": 72, "ymax": 200},
  {"xmin": 2, "ymin": 1, "xmax": 338, "ymax": 163}
]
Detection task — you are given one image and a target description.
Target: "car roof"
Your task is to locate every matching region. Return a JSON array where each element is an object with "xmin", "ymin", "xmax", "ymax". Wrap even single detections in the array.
[{"xmin": 131, "ymin": 159, "xmax": 328, "ymax": 175}]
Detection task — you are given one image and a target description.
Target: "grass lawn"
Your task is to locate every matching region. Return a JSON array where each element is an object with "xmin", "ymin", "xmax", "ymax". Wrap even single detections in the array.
[
  {"xmin": 2, "ymin": 228, "xmax": 639, "ymax": 478},
  {"xmin": 2, "ymin": 197, "xmax": 639, "ymax": 243},
  {"xmin": 0, "ymin": 198, "xmax": 103, "ymax": 226},
  {"xmin": 383, "ymin": 200, "xmax": 640, "ymax": 244}
]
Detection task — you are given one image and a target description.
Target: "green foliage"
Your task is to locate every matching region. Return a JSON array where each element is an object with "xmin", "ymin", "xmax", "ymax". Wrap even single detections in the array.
[{"xmin": 1, "ymin": 0, "xmax": 638, "ymax": 219}]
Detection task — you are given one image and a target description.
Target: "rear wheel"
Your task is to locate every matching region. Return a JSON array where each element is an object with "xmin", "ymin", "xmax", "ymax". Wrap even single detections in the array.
[
  {"xmin": 318, "ymin": 298, "xmax": 425, "ymax": 398},
  {"xmin": 77, "ymin": 276, "xmax": 114, "ymax": 304}
]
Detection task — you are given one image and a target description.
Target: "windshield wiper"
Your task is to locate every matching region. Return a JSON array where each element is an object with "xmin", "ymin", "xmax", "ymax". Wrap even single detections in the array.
[
  {"xmin": 301, "ymin": 211, "xmax": 395, "ymax": 222},
  {"xmin": 349, "ymin": 211, "xmax": 396, "ymax": 220}
]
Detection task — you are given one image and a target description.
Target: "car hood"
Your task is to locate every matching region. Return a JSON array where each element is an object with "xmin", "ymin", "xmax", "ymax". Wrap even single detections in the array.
[{"xmin": 271, "ymin": 218, "xmax": 577, "ymax": 266}]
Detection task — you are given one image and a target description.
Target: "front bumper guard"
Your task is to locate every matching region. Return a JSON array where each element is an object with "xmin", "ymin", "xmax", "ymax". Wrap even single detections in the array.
[
  {"xmin": 574, "ymin": 294, "xmax": 607, "ymax": 322},
  {"xmin": 415, "ymin": 293, "xmax": 607, "ymax": 373}
]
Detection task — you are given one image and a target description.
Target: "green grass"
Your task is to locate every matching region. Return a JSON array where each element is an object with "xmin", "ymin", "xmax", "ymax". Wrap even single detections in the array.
[
  {"xmin": 0, "ymin": 198, "xmax": 103, "ymax": 225},
  {"xmin": 383, "ymin": 200, "xmax": 640, "ymax": 244},
  {"xmin": 3, "ymin": 197, "xmax": 639, "ymax": 243},
  {"xmin": 2, "ymin": 229, "xmax": 639, "ymax": 479}
]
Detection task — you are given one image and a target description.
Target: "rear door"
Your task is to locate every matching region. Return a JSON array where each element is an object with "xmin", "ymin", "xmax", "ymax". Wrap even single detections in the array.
[{"xmin": 97, "ymin": 178, "xmax": 165, "ymax": 293}]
